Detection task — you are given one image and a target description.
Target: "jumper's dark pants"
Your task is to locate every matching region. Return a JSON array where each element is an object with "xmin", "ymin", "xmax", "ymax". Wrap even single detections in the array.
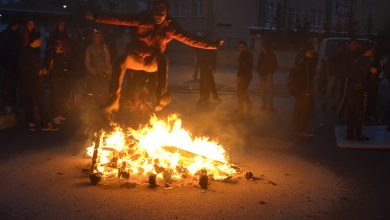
[
  {"xmin": 156, "ymin": 54, "xmax": 169, "ymax": 102},
  {"xmin": 112, "ymin": 52, "xmax": 168, "ymax": 106},
  {"xmin": 294, "ymin": 93, "xmax": 314, "ymax": 132}
]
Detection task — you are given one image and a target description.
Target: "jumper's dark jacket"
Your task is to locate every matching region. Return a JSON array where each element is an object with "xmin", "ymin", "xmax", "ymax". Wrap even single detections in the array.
[{"xmin": 94, "ymin": 12, "xmax": 217, "ymax": 56}]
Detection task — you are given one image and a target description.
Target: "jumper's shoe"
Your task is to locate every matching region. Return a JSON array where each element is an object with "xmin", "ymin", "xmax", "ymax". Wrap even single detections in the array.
[{"xmin": 154, "ymin": 94, "xmax": 172, "ymax": 112}]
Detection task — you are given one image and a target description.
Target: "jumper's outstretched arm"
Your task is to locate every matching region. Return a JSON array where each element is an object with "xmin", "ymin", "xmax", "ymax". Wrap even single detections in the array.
[
  {"xmin": 86, "ymin": 12, "xmax": 140, "ymax": 27},
  {"xmin": 171, "ymin": 21, "xmax": 223, "ymax": 50}
]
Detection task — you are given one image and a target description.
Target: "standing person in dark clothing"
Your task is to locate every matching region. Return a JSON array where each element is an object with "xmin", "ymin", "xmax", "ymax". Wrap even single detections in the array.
[
  {"xmin": 19, "ymin": 33, "xmax": 57, "ymax": 131},
  {"xmin": 346, "ymin": 46, "xmax": 376, "ymax": 140},
  {"xmin": 337, "ymin": 39, "xmax": 361, "ymax": 117},
  {"xmin": 86, "ymin": 0, "xmax": 223, "ymax": 114},
  {"xmin": 197, "ymin": 48, "xmax": 221, "ymax": 106},
  {"xmin": 323, "ymin": 42, "xmax": 345, "ymax": 112},
  {"xmin": 47, "ymin": 40, "xmax": 71, "ymax": 125},
  {"xmin": 257, "ymin": 42, "xmax": 278, "ymax": 112},
  {"xmin": 236, "ymin": 41, "xmax": 253, "ymax": 113},
  {"xmin": 292, "ymin": 44, "xmax": 317, "ymax": 137},
  {"xmin": 0, "ymin": 18, "xmax": 23, "ymax": 113}
]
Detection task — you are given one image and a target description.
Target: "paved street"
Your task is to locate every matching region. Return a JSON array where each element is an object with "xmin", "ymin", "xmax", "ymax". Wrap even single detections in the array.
[{"xmin": 1, "ymin": 58, "xmax": 390, "ymax": 220}]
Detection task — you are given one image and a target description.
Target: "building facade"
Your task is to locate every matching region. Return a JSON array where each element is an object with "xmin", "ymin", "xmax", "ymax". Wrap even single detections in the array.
[
  {"xmin": 0, "ymin": 0, "xmax": 148, "ymax": 16},
  {"xmin": 1, "ymin": 0, "xmax": 389, "ymax": 43},
  {"xmin": 169, "ymin": 0, "xmax": 260, "ymax": 48},
  {"xmin": 258, "ymin": 0, "xmax": 390, "ymax": 33}
]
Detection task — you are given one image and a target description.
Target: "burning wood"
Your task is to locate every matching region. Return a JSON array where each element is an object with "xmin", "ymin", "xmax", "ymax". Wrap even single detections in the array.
[{"xmin": 86, "ymin": 114, "xmax": 237, "ymax": 188}]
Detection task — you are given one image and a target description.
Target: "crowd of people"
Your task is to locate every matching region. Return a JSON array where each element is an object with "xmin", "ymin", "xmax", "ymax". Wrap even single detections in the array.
[
  {"xmin": 0, "ymin": 17, "xmax": 116, "ymax": 131},
  {"xmin": 196, "ymin": 37, "xmax": 389, "ymax": 139},
  {"xmin": 1, "ymin": 1, "xmax": 389, "ymax": 142}
]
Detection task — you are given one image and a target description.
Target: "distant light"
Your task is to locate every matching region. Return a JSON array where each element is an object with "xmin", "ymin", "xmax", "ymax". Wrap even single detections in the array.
[{"xmin": 62, "ymin": 4, "xmax": 67, "ymax": 9}]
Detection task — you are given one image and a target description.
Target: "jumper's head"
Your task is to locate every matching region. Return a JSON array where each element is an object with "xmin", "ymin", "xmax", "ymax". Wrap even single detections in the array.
[{"xmin": 152, "ymin": 0, "xmax": 169, "ymax": 25}]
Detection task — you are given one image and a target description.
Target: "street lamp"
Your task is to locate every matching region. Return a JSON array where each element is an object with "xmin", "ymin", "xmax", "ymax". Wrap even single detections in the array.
[{"xmin": 62, "ymin": 4, "xmax": 67, "ymax": 9}]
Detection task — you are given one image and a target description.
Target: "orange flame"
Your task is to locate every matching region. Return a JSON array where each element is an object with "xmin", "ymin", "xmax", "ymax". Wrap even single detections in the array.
[{"xmin": 87, "ymin": 114, "xmax": 236, "ymax": 182}]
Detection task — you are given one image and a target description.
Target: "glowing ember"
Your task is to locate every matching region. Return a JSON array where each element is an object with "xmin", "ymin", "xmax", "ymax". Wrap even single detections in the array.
[{"xmin": 86, "ymin": 114, "xmax": 237, "ymax": 185}]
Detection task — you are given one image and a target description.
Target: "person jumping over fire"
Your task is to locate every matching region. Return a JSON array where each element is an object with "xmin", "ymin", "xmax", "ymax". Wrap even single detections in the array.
[{"xmin": 86, "ymin": 0, "xmax": 223, "ymax": 113}]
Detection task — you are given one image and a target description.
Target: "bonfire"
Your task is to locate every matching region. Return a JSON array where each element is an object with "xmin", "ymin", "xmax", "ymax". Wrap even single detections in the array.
[{"xmin": 86, "ymin": 114, "xmax": 238, "ymax": 188}]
